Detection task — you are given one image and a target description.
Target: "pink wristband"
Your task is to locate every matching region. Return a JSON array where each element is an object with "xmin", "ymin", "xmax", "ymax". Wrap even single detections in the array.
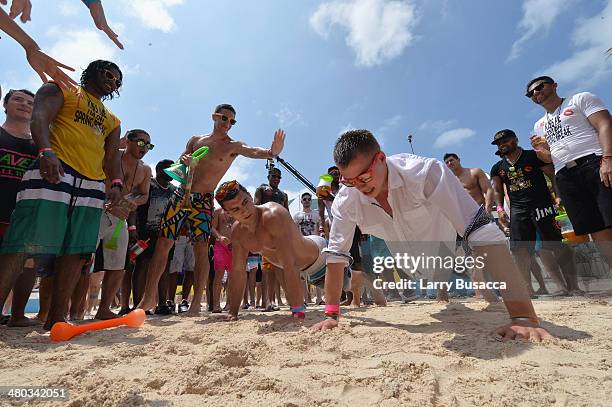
[
  {"xmin": 111, "ymin": 178, "xmax": 123, "ymax": 185},
  {"xmin": 128, "ymin": 225, "xmax": 137, "ymax": 231},
  {"xmin": 38, "ymin": 147, "xmax": 53, "ymax": 153},
  {"xmin": 325, "ymin": 304, "xmax": 340, "ymax": 313}
]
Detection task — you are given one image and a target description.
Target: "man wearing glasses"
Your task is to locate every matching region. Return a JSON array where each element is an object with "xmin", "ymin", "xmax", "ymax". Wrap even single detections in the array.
[
  {"xmin": 215, "ymin": 180, "xmax": 351, "ymax": 320},
  {"xmin": 527, "ymin": 76, "xmax": 612, "ymax": 267},
  {"xmin": 137, "ymin": 104, "xmax": 286, "ymax": 315},
  {"xmin": 0, "ymin": 60, "xmax": 124, "ymax": 330},
  {"xmin": 311, "ymin": 129, "xmax": 552, "ymax": 341},
  {"xmin": 92, "ymin": 129, "xmax": 152, "ymax": 320}
]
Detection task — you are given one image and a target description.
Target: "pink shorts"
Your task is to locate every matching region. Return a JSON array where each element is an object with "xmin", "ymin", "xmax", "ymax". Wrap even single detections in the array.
[{"xmin": 213, "ymin": 242, "xmax": 232, "ymax": 272}]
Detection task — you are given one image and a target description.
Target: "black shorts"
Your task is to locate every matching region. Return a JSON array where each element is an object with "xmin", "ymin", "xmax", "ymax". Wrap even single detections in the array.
[
  {"xmin": 509, "ymin": 204, "xmax": 562, "ymax": 252},
  {"xmin": 556, "ymin": 154, "xmax": 612, "ymax": 235},
  {"xmin": 255, "ymin": 263, "xmax": 262, "ymax": 283}
]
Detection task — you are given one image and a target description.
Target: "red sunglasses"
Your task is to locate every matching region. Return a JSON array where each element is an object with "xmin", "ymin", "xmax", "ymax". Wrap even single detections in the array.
[{"xmin": 340, "ymin": 151, "xmax": 385, "ymax": 187}]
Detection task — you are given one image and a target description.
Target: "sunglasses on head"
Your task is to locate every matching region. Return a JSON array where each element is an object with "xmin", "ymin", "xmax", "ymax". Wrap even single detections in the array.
[
  {"xmin": 131, "ymin": 139, "xmax": 154, "ymax": 150},
  {"xmin": 340, "ymin": 151, "xmax": 384, "ymax": 187},
  {"xmin": 102, "ymin": 69, "xmax": 122, "ymax": 88},
  {"xmin": 215, "ymin": 180, "xmax": 240, "ymax": 202},
  {"xmin": 525, "ymin": 81, "xmax": 550, "ymax": 98},
  {"xmin": 214, "ymin": 113, "xmax": 237, "ymax": 125}
]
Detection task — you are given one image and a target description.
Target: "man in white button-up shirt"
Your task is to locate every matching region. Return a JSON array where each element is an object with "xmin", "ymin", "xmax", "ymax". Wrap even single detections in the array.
[{"xmin": 312, "ymin": 130, "xmax": 552, "ymax": 341}]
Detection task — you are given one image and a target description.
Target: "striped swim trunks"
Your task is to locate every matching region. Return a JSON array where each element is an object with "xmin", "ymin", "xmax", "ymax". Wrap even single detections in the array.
[{"xmin": 0, "ymin": 160, "xmax": 105, "ymax": 256}]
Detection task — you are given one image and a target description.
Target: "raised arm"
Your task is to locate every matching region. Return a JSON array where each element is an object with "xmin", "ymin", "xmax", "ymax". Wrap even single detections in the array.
[
  {"xmin": 237, "ymin": 129, "xmax": 285, "ymax": 159},
  {"xmin": 0, "ymin": 8, "xmax": 76, "ymax": 89},
  {"xmin": 82, "ymin": 0, "xmax": 123, "ymax": 49}
]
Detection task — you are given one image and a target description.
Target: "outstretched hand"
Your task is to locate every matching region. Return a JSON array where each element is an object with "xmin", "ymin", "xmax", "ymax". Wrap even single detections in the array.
[
  {"xmin": 310, "ymin": 318, "xmax": 338, "ymax": 331},
  {"xmin": 88, "ymin": 1, "xmax": 123, "ymax": 49},
  {"xmin": 25, "ymin": 48, "xmax": 77, "ymax": 90},
  {"xmin": 1, "ymin": 0, "xmax": 32, "ymax": 23},
  {"xmin": 270, "ymin": 129, "xmax": 285, "ymax": 157}
]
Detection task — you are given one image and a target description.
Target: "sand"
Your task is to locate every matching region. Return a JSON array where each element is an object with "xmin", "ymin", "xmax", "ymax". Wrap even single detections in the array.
[{"xmin": 0, "ymin": 298, "xmax": 610, "ymax": 407}]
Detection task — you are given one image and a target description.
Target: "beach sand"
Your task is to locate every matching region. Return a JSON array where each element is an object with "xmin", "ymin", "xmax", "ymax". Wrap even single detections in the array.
[{"xmin": 0, "ymin": 298, "xmax": 610, "ymax": 406}]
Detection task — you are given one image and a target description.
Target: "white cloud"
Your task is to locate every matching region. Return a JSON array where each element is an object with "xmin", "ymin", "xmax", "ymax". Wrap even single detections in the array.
[
  {"xmin": 418, "ymin": 119, "xmax": 456, "ymax": 134},
  {"xmin": 377, "ymin": 114, "xmax": 401, "ymax": 133},
  {"xmin": 541, "ymin": 0, "xmax": 612, "ymax": 87},
  {"xmin": 120, "ymin": 0, "xmax": 184, "ymax": 33},
  {"xmin": 274, "ymin": 108, "xmax": 303, "ymax": 128},
  {"xmin": 219, "ymin": 156, "xmax": 256, "ymax": 186},
  {"xmin": 433, "ymin": 128, "xmax": 476, "ymax": 149},
  {"xmin": 58, "ymin": 0, "xmax": 80, "ymax": 16},
  {"xmin": 507, "ymin": 0, "xmax": 573, "ymax": 62},
  {"xmin": 310, "ymin": 0, "xmax": 419, "ymax": 67},
  {"xmin": 46, "ymin": 27, "xmax": 118, "ymax": 78},
  {"xmin": 339, "ymin": 123, "xmax": 355, "ymax": 135}
]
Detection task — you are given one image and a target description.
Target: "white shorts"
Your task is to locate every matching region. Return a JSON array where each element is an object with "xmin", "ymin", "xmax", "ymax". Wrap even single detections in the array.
[
  {"xmin": 170, "ymin": 235, "xmax": 195, "ymax": 274},
  {"xmin": 302, "ymin": 235, "xmax": 351, "ymax": 290},
  {"xmin": 97, "ymin": 212, "xmax": 128, "ymax": 271}
]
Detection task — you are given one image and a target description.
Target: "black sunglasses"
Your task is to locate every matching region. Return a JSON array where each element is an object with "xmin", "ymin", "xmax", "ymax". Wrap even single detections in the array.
[{"xmin": 525, "ymin": 82, "xmax": 550, "ymax": 98}]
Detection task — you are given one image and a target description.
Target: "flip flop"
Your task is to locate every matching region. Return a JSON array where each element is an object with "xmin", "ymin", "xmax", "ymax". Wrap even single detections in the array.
[{"xmin": 178, "ymin": 300, "xmax": 189, "ymax": 313}]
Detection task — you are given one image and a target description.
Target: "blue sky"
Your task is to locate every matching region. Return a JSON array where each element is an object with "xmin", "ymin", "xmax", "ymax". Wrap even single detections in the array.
[{"xmin": 2, "ymin": 0, "xmax": 612, "ymax": 212}]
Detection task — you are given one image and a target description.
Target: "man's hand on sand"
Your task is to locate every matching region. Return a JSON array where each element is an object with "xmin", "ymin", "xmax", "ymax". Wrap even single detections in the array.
[
  {"xmin": 311, "ymin": 318, "xmax": 338, "ymax": 331},
  {"xmin": 87, "ymin": 1, "xmax": 124, "ymax": 49},
  {"xmin": 493, "ymin": 322, "xmax": 553, "ymax": 342},
  {"xmin": 270, "ymin": 129, "xmax": 285, "ymax": 157},
  {"xmin": 1, "ymin": 0, "xmax": 32, "ymax": 23}
]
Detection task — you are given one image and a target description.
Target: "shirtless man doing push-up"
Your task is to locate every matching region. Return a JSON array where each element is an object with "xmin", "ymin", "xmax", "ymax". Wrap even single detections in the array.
[{"xmin": 215, "ymin": 180, "xmax": 351, "ymax": 320}]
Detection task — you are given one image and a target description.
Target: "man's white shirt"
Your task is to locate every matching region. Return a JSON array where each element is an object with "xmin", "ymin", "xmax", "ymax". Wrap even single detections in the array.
[
  {"xmin": 533, "ymin": 92, "xmax": 607, "ymax": 172},
  {"xmin": 323, "ymin": 154, "xmax": 503, "ymax": 266}
]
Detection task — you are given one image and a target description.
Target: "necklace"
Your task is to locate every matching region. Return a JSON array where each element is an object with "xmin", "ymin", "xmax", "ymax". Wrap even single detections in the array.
[{"xmin": 505, "ymin": 148, "xmax": 523, "ymax": 172}]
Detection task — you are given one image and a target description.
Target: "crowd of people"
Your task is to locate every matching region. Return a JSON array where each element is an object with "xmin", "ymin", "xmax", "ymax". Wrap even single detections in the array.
[{"xmin": 0, "ymin": 56, "xmax": 610, "ymax": 342}]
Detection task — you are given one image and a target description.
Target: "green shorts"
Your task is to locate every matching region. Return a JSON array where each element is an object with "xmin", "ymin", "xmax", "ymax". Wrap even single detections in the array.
[{"xmin": 0, "ymin": 160, "xmax": 105, "ymax": 256}]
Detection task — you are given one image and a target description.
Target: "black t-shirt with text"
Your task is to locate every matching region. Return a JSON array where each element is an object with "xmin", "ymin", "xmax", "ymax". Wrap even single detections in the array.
[
  {"xmin": 0, "ymin": 127, "xmax": 37, "ymax": 223},
  {"xmin": 490, "ymin": 149, "xmax": 553, "ymax": 210}
]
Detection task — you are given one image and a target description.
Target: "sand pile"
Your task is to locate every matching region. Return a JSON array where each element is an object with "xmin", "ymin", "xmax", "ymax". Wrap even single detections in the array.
[{"xmin": 0, "ymin": 298, "xmax": 610, "ymax": 406}]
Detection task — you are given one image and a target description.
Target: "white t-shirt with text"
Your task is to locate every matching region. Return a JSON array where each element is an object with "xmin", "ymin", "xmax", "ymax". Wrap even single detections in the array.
[{"xmin": 533, "ymin": 92, "xmax": 607, "ymax": 172}]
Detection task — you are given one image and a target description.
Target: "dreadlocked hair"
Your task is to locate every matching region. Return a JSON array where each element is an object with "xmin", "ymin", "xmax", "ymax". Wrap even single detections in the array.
[{"xmin": 80, "ymin": 60, "xmax": 123, "ymax": 101}]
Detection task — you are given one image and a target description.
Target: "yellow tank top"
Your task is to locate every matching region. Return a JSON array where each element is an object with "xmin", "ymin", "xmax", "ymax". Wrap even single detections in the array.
[{"xmin": 49, "ymin": 85, "xmax": 121, "ymax": 180}]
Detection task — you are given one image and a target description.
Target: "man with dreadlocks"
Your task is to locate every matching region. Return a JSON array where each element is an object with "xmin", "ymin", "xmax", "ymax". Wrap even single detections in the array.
[{"xmin": 0, "ymin": 59, "xmax": 123, "ymax": 330}]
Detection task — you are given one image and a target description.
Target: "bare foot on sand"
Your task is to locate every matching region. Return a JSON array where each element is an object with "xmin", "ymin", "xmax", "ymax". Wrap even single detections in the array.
[{"xmin": 7, "ymin": 316, "xmax": 41, "ymax": 327}]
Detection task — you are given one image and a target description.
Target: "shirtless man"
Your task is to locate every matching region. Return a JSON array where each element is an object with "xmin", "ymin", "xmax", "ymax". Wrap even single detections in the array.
[
  {"xmin": 137, "ymin": 104, "xmax": 285, "ymax": 315},
  {"xmin": 215, "ymin": 180, "xmax": 351, "ymax": 320},
  {"xmin": 444, "ymin": 153, "xmax": 498, "ymax": 303},
  {"xmin": 93, "ymin": 129, "xmax": 152, "ymax": 319},
  {"xmin": 444, "ymin": 153, "xmax": 493, "ymax": 209},
  {"xmin": 210, "ymin": 207, "xmax": 235, "ymax": 312}
]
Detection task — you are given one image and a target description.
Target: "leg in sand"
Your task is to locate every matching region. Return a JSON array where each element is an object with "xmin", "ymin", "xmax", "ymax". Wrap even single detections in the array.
[
  {"xmin": 7, "ymin": 263, "xmax": 39, "ymax": 327},
  {"xmin": 44, "ymin": 255, "xmax": 85, "ymax": 330},
  {"xmin": 186, "ymin": 239, "xmax": 210, "ymax": 316}
]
